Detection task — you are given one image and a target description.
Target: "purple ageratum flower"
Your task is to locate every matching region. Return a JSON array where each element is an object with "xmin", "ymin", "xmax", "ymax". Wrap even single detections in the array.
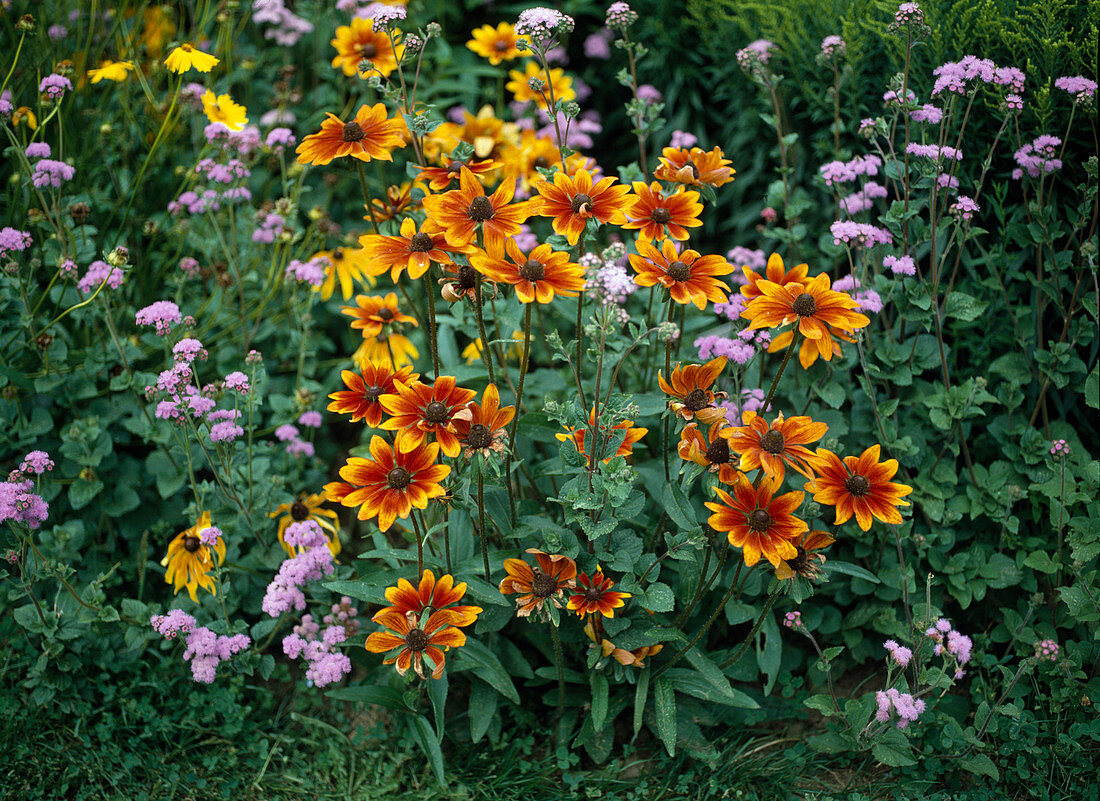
[
  {"xmin": 0, "ymin": 478, "xmax": 50, "ymax": 529},
  {"xmin": 20, "ymin": 451, "xmax": 55, "ymax": 475},
  {"xmin": 198, "ymin": 526, "xmax": 223, "ymax": 547},
  {"xmin": 32, "ymin": 159, "xmax": 76, "ymax": 189},
  {"xmin": 515, "ymin": 7, "xmax": 575, "ymax": 42},
  {"xmin": 223, "ymin": 371, "xmax": 249, "ymax": 393},
  {"xmin": 584, "ymin": 30, "xmax": 612, "ymax": 59},
  {"xmin": 48, "ymin": 25, "xmax": 68, "ymax": 40},
  {"xmin": 285, "ymin": 520, "xmax": 328, "ymax": 550},
  {"xmin": 155, "ymin": 400, "xmax": 181, "ymax": 421},
  {"xmin": 0, "ymin": 89, "xmax": 12, "ymax": 118},
  {"xmin": 151, "ymin": 609, "xmax": 198, "ymax": 638},
  {"xmin": 1013, "ymin": 135, "xmax": 1063, "ymax": 178},
  {"xmin": 1034, "ymin": 638, "xmax": 1059, "ymax": 661},
  {"xmin": 172, "ymin": 337, "xmax": 207, "ymax": 363},
  {"xmin": 262, "ymin": 545, "xmax": 336, "ymax": 617},
  {"xmin": 726, "ymin": 247, "xmax": 766, "ymax": 273},
  {"xmin": 298, "ymin": 411, "xmax": 322, "ymax": 428},
  {"xmin": 875, "ymin": 688, "xmax": 926, "ymax": 729},
  {"xmin": 25, "ymin": 142, "xmax": 51, "ymax": 159},
  {"xmin": 669, "ymin": 129, "xmax": 698, "ymax": 149},
  {"xmin": 637, "ymin": 84, "xmax": 662, "ymax": 103},
  {"xmin": 905, "ymin": 143, "xmax": 962, "ymax": 161},
  {"xmin": 820, "ymin": 35, "xmax": 846, "ymax": 59},
  {"xmin": 265, "ymin": 127, "xmax": 296, "ymax": 152},
  {"xmin": 38, "ymin": 74, "xmax": 73, "ymax": 99},
  {"xmin": 186, "ymin": 395, "xmax": 216, "ymax": 417},
  {"xmin": 285, "ymin": 257, "xmax": 326, "ymax": 287},
  {"xmin": 179, "ymin": 256, "xmax": 201, "ymax": 277},
  {"xmin": 1050, "ymin": 439, "xmax": 1070, "ymax": 458},
  {"xmin": 76, "ymin": 260, "xmax": 124, "ymax": 294},
  {"xmin": 606, "ymin": 2, "xmax": 639, "ymax": 30},
  {"xmin": 830, "ymin": 221, "xmax": 893, "ymax": 248},
  {"xmin": 993, "ymin": 65, "xmax": 1025, "ymax": 91},
  {"xmin": 883, "ymin": 640, "xmax": 913, "ymax": 667},
  {"xmin": 891, "ymin": 2, "xmax": 925, "ymax": 29},
  {"xmin": 741, "ymin": 39, "xmax": 775, "ymax": 64},
  {"xmin": 275, "ymin": 424, "xmax": 299, "ymax": 442},
  {"xmin": 882, "ymin": 88, "xmax": 916, "ymax": 107},
  {"xmin": 950, "ymin": 195, "xmax": 979, "ymax": 221},
  {"xmin": 910, "ymin": 104, "xmax": 943, "ymax": 124},
  {"xmin": 883, "ymin": 254, "xmax": 916, "ymax": 276},
  {"xmin": 182, "ymin": 627, "xmax": 250, "ymax": 683},
  {"xmin": 286, "ymin": 439, "xmax": 315, "ymax": 458},
  {"xmin": 1054, "ymin": 75, "xmax": 1097, "ymax": 105},
  {"xmin": 209, "ymin": 421, "xmax": 244, "ymax": 443},
  {"xmin": 135, "ymin": 300, "xmax": 182, "ymax": 335}
]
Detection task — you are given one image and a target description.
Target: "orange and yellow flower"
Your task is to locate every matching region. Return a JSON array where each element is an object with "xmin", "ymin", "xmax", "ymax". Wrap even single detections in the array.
[
  {"xmin": 723, "ymin": 410, "xmax": 828, "ymax": 483},
  {"xmin": 506, "ymin": 61, "xmax": 575, "ymax": 109},
  {"xmin": 470, "ymin": 240, "xmax": 585, "ymax": 304},
  {"xmin": 654, "ymin": 146, "xmax": 736, "ymax": 188},
  {"xmin": 328, "ymin": 363, "xmax": 419, "ymax": 427},
  {"xmin": 161, "ymin": 511, "xmax": 225, "ymax": 602},
  {"xmin": 313, "ymin": 246, "xmax": 372, "ymax": 301},
  {"xmin": 451, "ymin": 383, "xmax": 515, "ymax": 459},
  {"xmin": 741, "ymin": 273, "xmax": 871, "ymax": 365},
  {"xmin": 705, "ymin": 473, "xmax": 808, "ymax": 568},
  {"xmin": 366, "ymin": 182, "xmax": 419, "ymax": 223},
  {"xmin": 353, "ymin": 332, "xmax": 419, "ymax": 371},
  {"xmin": 269, "ymin": 493, "xmax": 341, "ymax": 558},
  {"xmin": 567, "ymin": 569, "xmax": 631, "ymax": 618},
  {"xmin": 555, "ymin": 408, "xmax": 648, "ymax": 466},
  {"xmin": 466, "ymin": 22, "xmax": 528, "ymax": 64},
  {"xmin": 422, "ymin": 167, "xmax": 538, "ymax": 258},
  {"xmin": 331, "ymin": 16, "xmax": 401, "ymax": 77},
  {"xmin": 678, "ymin": 422, "xmax": 739, "ymax": 483},
  {"xmin": 365, "ymin": 610, "xmax": 466, "ymax": 679},
  {"xmin": 417, "ymin": 157, "xmax": 502, "ymax": 191},
  {"xmin": 379, "ymin": 376, "xmax": 478, "ymax": 457},
  {"xmin": 499, "ymin": 549, "xmax": 578, "ymax": 618},
  {"xmin": 805, "ymin": 445, "xmax": 912, "ymax": 531},
  {"xmin": 535, "ymin": 168, "xmax": 632, "ymax": 245},
  {"xmin": 341, "ymin": 292, "xmax": 417, "ymax": 338},
  {"xmin": 358, "ymin": 218, "xmax": 472, "ymax": 283},
  {"xmin": 739, "ymin": 252, "xmax": 810, "ymax": 302},
  {"xmin": 326, "ymin": 436, "xmax": 451, "ymax": 532},
  {"xmin": 295, "ymin": 103, "xmax": 407, "ymax": 166},
  {"xmin": 164, "ymin": 43, "xmax": 218, "ymax": 74},
  {"xmin": 629, "ymin": 238, "xmax": 732, "ymax": 309},
  {"xmin": 623, "ymin": 181, "xmax": 703, "ymax": 241},
  {"xmin": 658, "ymin": 356, "xmax": 729, "ymax": 424},
  {"xmin": 775, "ymin": 529, "xmax": 835, "ymax": 581},
  {"xmin": 505, "ymin": 130, "xmax": 564, "ymax": 192},
  {"xmin": 375, "ymin": 569, "xmax": 482, "ymax": 628}
]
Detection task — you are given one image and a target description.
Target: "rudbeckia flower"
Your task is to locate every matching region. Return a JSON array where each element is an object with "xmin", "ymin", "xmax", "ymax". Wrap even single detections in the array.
[
  {"xmin": 535, "ymin": 168, "xmax": 632, "ymax": 245},
  {"xmin": 422, "ymin": 167, "xmax": 538, "ymax": 258},
  {"xmin": 331, "ymin": 17, "xmax": 401, "ymax": 78},
  {"xmin": 87, "ymin": 60, "xmax": 135, "ymax": 84},
  {"xmin": 314, "ymin": 247, "xmax": 372, "ymax": 302},
  {"xmin": 466, "ymin": 22, "xmax": 528, "ymax": 65},
  {"xmin": 804, "ymin": 445, "xmax": 912, "ymax": 530},
  {"xmin": 328, "ymin": 363, "xmax": 420, "ymax": 427},
  {"xmin": 499, "ymin": 549, "xmax": 577, "ymax": 619},
  {"xmin": 654, "ymin": 146, "xmax": 736, "ymax": 188},
  {"xmin": 506, "ymin": 61, "xmax": 575, "ymax": 109},
  {"xmin": 775, "ymin": 529, "xmax": 835, "ymax": 581},
  {"xmin": 353, "ymin": 332, "xmax": 419, "ymax": 371},
  {"xmin": 296, "ymin": 104, "xmax": 406, "ymax": 167},
  {"xmin": 555, "ymin": 408, "xmax": 648, "ymax": 466},
  {"xmin": 365, "ymin": 610, "xmax": 466, "ymax": 679},
  {"xmin": 723, "ymin": 410, "xmax": 828, "ymax": 483},
  {"xmin": 584, "ymin": 618, "xmax": 664, "ymax": 667},
  {"xmin": 705, "ymin": 473, "xmax": 808, "ymax": 567},
  {"xmin": 417, "ymin": 157, "xmax": 502, "ymax": 192},
  {"xmin": 658, "ymin": 356, "xmax": 729, "ymax": 424},
  {"xmin": 366, "ymin": 182, "xmax": 420, "ymax": 223},
  {"xmin": 470, "ymin": 240, "xmax": 585, "ymax": 304},
  {"xmin": 341, "ymin": 292, "xmax": 417, "ymax": 338},
  {"xmin": 379, "ymin": 376, "xmax": 478, "ymax": 458},
  {"xmin": 739, "ymin": 252, "xmax": 809, "ymax": 302},
  {"xmin": 567, "ymin": 569, "xmax": 631, "ymax": 618},
  {"xmin": 326, "ymin": 436, "xmax": 451, "ymax": 532},
  {"xmin": 269, "ymin": 493, "xmax": 341, "ymax": 558},
  {"xmin": 629, "ymin": 238, "xmax": 733, "ymax": 310},
  {"xmin": 451, "ymin": 383, "xmax": 515, "ymax": 459},
  {"xmin": 678, "ymin": 422, "xmax": 739, "ymax": 483},
  {"xmin": 375, "ymin": 569, "xmax": 482, "ymax": 628},
  {"xmin": 161, "ymin": 511, "xmax": 225, "ymax": 602},
  {"xmin": 358, "ymin": 218, "xmax": 472, "ymax": 283},
  {"xmin": 623, "ymin": 181, "xmax": 703, "ymax": 241},
  {"xmin": 164, "ymin": 43, "xmax": 219, "ymax": 74},
  {"xmin": 201, "ymin": 90, "xmax": 247, "ymax": 131}
]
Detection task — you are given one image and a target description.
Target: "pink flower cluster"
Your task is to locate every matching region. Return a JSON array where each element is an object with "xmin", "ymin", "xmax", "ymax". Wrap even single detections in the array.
[
  {"xmin": 1034, "ymin": 639, "xmax": 1059, "ymax": 662},
  {"xmin": 926, "ymin": 617, "xmax": 973, "ymax": 675},
  {"xmin": 910, "ymin": 103, "xmax": 943, "ymax": 124},
  {"xmin": 905, "ymin": 143, "xmax": 962, "ymax": 161},
  {"xmin": 252, "ymin": 0, "xmax": 314, "ymax": 46},
  {"xmin": 830, "ymin": 221, "xmax": 893, "ymax": 248},
  {"xmin": 1054, "ymin": 76, "xmax": 1097, "ymax": 105},
  {"xmin": 883, "ymin": 639, "xmax": 913, "ymax": 667},
  {"xmin": 819, "ymin": 154, "xmax": 881, "ymax": 186},
  {"xmin": 875, "ymin": 688, "xmax": 926, "ymax": 729},
  {"xmin": 195, "ymin": 157, "xmax": 250, "ymax": 185},
  {"xmin": 19, "ymin": 450, "xmax": 54, "ymax": 475},
  {"xmin": 515, "ymin": 7, "xmax": 574, "ymax": 43},
  {"xmin": 838, "ymin": 181, "xmax": 887, "ymax": 216},
  {"xmin": 783, "ymin": 611, "xmax": 804, "ymax": 630},
  {"xmin": 275, "ymin": 423, "xmax": 315, "ymax": 458},
  {"xmin": 25, "ymin": 142, "xmax": 51, "ymax": 159},
  {"xmin": 1050, "ymin": 439, "xmax": 1070, "ymax": 458},
  {"xmin": 252, "ymin": 212, "xmax": 286, "ymax": 244},
  {"xmin": 282, "ymin": 612, "xmax": 353, "ymax": 687},
  {"xmin": 949, "ymin": 196, "xmax": 979, "ymax": 222},
  {"xmin": 1012, "ymin": 135, "xmax": 1062, "ymax": 179},
  {"xmin": 262, "ymin": 526, "xmax": 335, "ymax": 617},
  {"xmin": 0, "ymin": 477, "xmax": 49, "ymax": 530},
  {"xmin": 0, "ymin": 227, "xmax": 32, "ymax": 258},
  {"xmin": 883, "ymin": 254, "xmax": 916, "ymax": 276},
  {"xmin": 695, "ymin": 329, "xmax": 771, "ymax": 365},
  {"xmin": 833, "ymin": 275, "xmax": 883, "ymax": 313},
  {"xmin": 932, "ymin": 56, "xmax": 1025, "ymax": 97},
  {"xmin": 38, "ymin": 74, "xmax": 73, "ymax": 99},
  {"xmin": 31, "ymin": 159, "xmax": 75, "ymax": 188},
  {"xmin": 820, "ymin": 35, "xmax": 846, "ymax": 59},
  {"xmin": 151, "ymin": 611, "xmax": 251, "ymax": 683},
  {"xmin": 736, "ymin": 39, "xmax": 775, "ymax": 79},
  {"xmin": 135, "ymin": 300, "xmax": 182, "ymax": 335},
  {"xmin": 76, "ymin": 260, "xmax": 125, "ymax": 294},
  {"xmin": 727, "ymin": 247, "xmax": 765, "ymax": 273},
  {"xmin": 285, "ymin": 257, "xmax": 327, "ymax": 287},
  {"xmin": 717, "ymin": 388, "xmax": 766, "ymax": 425}
]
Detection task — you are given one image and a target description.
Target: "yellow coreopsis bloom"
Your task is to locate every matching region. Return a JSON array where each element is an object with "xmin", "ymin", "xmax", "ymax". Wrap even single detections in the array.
[
  {"xmin": 164, "ymin": 43, "xmax": 219, "ymax": 74},
  {"xmin": 202, "ymin": 90, "xmax": 248, "ymax": 131},
  {"xmin": 87, "ymin": 60, "xmax": 135, "ymax": 84}
]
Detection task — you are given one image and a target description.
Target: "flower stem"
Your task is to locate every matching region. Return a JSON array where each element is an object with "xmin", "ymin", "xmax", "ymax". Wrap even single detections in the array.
[
  {"xmin": 474, "ymin": 273, "xmax": 497, "ymax": 385},
  {"xmin": 509, "ymin": 302, "xmax": 533, "ymax": 451},
  {"xmin": 476, "ymin": 463, "xmax": 491, "ymax": 582},
  {"xmin": 718, "ymin": 588, "xmax": 781, "ymax": 670},
  {"xmin": 549, "ymin": 622, "xmax": 566, "ymax": 719},
  {"xmin": 424, "ymin": 272, "xmax": 440, "ymax": 378}
]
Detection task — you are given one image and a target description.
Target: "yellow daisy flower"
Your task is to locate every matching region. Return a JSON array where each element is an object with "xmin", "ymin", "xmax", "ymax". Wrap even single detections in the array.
[
  {"xmin": 202, "ymin": 90, "xmax": 248, "ymax": 131},
  {"xmin": 87, "ymin": 60, "xmax": 135, "ymax": 84},
  {"xmin": 164, "ymin": 43, "xmax": 219, "ymax": 74}
]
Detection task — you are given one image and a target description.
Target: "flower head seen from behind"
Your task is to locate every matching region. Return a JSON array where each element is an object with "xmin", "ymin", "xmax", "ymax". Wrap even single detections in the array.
[
  {"xmin": 654, "ymin": 146, "xmax": 735, "ymax": 188},
  {"xmin": 775, "ymin": 529, "xmax": 835, "ymax": 581},
  {"xmin": 499, "ymin": 549, "xmax": 578, "ymax": 619},
  {"xmin": 165, "ymin": 43, "xmax": 219, "ymax": 74},
  {"xmin": 296, "ymin": 104, "xmax": 406, "ymax": 166},
  {"xmin": 567, "ymin": 568, "xmax": 631, "ymax": 618},
  {"xmin": 365, "ymin": 610, "xmax": 466, "ymax": 679},
  {"xmin": 161, "ymin": 511, "xmax": 225, "ymax": 602},
  {"xmin": 705, "ymin": 473, "xmax": 807, "ymax": 567},
  {"xmin": 375, "ymin": 569, "xmax": 482, "ymax": 628},
  {"xmin": 805, "ymin": 444, "xmax": 912, "ymax": 530},
  {"xmin": 269, "ymin": 492, "xmax": 341, "ymax": 558},
  {"xmin": 201, "ymin": 91, "xmax": 247, "ymax": 132},
  {"xmin": 630, "ymin": 238, "xmax": 732, "ymax": 310},
  {"xmin": 326, "ymin": 436, "xmax": 451, "ymax": 532}
]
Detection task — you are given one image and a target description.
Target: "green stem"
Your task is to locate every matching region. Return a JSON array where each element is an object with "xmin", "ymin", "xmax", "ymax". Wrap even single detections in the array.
[
  {"xmin": 549, "ymin": 622, "xmax": 566, "ymax": 719},
  {"xmin": 718, "ymin": 588, "xmax": 781, "ymax": 669},
  {"xmin": 476, "ymin": 464, "xmax": 491, "ymax": 582},
  {"xmin": 509, "ymin": 302, "xmax": 533, "ymax": 451}
]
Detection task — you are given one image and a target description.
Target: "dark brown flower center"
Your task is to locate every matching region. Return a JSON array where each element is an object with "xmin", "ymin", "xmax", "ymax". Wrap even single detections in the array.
[
  {"xmin": 332, "ymin": 249, "xmax": 344, "ymax": 261},
  {"xmin": 290, "ymin": 502, "xmax": 310, "ymax": 521},
  {"xmin": 469, "ymin": 195, "xmax": 495, "ymax": 222},
  {"xmin": 458, "ymin": 265, "xmax": 477, "ymax": 289},
  {"xmin": 570, "ymin": 193, "xmax": 593, "ymax": 214},
  {"xmin": 787, "ymin": 546, "xmax": 811, "ymax": 573},
  {"xmin": 748, "ymin": 509, "xmax": 772, "ymax": 532},
  {"xmin": 651, "ymin": 207, "xmax": 672, "ymax": 224},
  {"xmin": 387, "ymin": 467, "xmax": 411, "ymax": 489},
  {"xmin": 705, "ymin": 438, "xmax": 730, "ymax": 464},
  {"xmin": 684, "ymin": 388, "xmax": 709, "ymax": 411},
  {"xmin": 447, "ymin": 161, "xmax": 464, "ymax": 174},
  {"xmin": 357, "ymin": 42, "xmax": 378, "ymax": 59},
  {"xmin": 364, "ymin": 384, "xmax": 384, "ymax": 402},
  {"xmin": 760, "ymin": 430, "xmax": 785, "ymax": 454},
  {"xmin": 405, "ymin": 627, "xmax": 429, "ymax": 651},
  {"xmin": 342, "ymin": 122, "xmax": 365, "ymax": 142},
  {"xmin": 584, "ymin": 587, "xmax": 603, "ymax": 601},
  {"xmin": 409, "ymin": 232, "xmax": 434, "ymax": 252},
  {"xmin": 845, "ymin": 474, "xmax": 871, "ymax": 496},
  {"xmin": 534, "ymin": 156, "xmax": 550, "ymax": 169},
  {"xmin": 686, "ymin": 160, "xmax": 700, "ymax": 178},
  {"xmin": 184, "ymin": 536, "xmax": 201, "ymax": 553},
  {"xmin": 423, "ymin": 401, "xmax": 449, "ymax": 424},
  {"xmin": 667, "ymin": 260, "xmax": 691, "ymax": 281},
  {"xmin": 531, "ymin": 571, "xmax": 558, "ymax": 598},
  {"xmin": 494, "ymin": 40, "xmax": 510, "ymax": 52},
  {"xmin": 519, "ymin": 259, "xmax": 545, "ymax": 281},
  {"xmin": 376, "ymin": 307, "xmax": 395, "ymax": 322},
  {"xmin": 792, "ymin": 292, "xmax": 817, "ymax": 317},
  {"xmin": 466, "ymin": 423, "xmax": 492, "ymax": 450}
]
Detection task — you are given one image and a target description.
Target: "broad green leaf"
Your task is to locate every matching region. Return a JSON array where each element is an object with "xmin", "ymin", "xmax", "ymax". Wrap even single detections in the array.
[
  {"xmin": 456, "ymin": 636, "xmax": 520, "ymax": 703},
  {"xmin": 634, "ymin": 669, "xmax": 649, "ymax": 737},
  {"xmin": 958, "ymin": 753, "xmax": 1000, "ymax": 780},
  {"xmin": 871, "ymin": 728, "xmax": 916, "ymax": 766},
  {"xmin": 825, "ymin": 561, "xmax": 881, "ymax": 584},
  {"xmin": 428, "ymin": 670, "xmax": 448, "ymax": 742},
  {"xmin": 653, "ymin": 677, "xmax": 677, "ymax": 756},
  {"xmin": 590, "ymin": 672, "xmax": 609, "ymax": 733},
  {"xmin": 326, "ymin": 685, "xmax": 408, "ymax": 710},
  {"xmin": 662, "ymin": 481, "xmax": 698, "ymax": 533},
  {"xmin": 409, "ymin": 715, "xmax": 446, "ymax": 786},
  {"xmin": 468, "ymin": 679, "xmax": 498, "ymax": 743}
]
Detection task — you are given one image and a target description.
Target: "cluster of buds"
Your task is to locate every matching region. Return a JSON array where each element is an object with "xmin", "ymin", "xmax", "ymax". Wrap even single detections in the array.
[
  {"xmin": 783, "ymin": 610, "xmax": 804, "ymax": 630},
  {"xmin": 1050, "ymin": 439, "xmax": 1070, "ymax": 459},
  {"xmin": 605, "ymin": 2, "xmax": 639, "ymax": 32},
  {"xmin": 888, "ymin": 2, "xmax": 931, "ymax": 38},
  {"xmin": 817, "ymin": 35, "xmax": 847, "ymax": 65},
  {"xmin": 1034, "ymin": 639, "xmax": 1059, "ymax": 662}
]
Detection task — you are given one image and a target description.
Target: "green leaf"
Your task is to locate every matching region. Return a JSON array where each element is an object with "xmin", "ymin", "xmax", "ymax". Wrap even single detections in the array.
[
  {"xmin": 409, "ymin": 714, "xmax": 446, "ymax": 786},
  {"xmin": 653, "ymin": 677, "xmax": 677, "ymax": 756},
  {"xmin": 634, "ymin": 669, "xmax": 649, "ymax": 737},
  {"xmin": 804, "ymin": 694, "xmax": 838, "ymax": 717},
  {"xmin": 326, "ymin": 685, "xmax": 409, "ymax": 710},
  {"xmin": 943, "ymin": 292, "xmax": 988, "ymax": 322},
  {"xmin": 1085, "ymin": 367, "xmax": 1098, "ymax": 409},
  {"xmin": 815, "ymin": 382, "xmax": 845, "ymax": 409},
  {"xmin": 871, "ymin": 728, "xmax": 916, "ymax": 766},
  {"xmin": 958, "ymin": 753, "xmax": 999, "ymax": 780},
  {"xmin": 68, "ymin": 479, "xmax": 102, "ymax": 510},
  {"xmin": 825, "ymin": 561, "xmax": 881, "ymax": 584},
  {"xmin": 428, "ymin": 670, "xmax": 448, "ymax": 742},
  {"xmin": 640, "ymin": 581, "xmax": 675, "ymax": 613},
  {"xmin": 686, "ymin": 647, "xmax": 757, "ymax": 707},
  {"xmin": 457, "ymin": 636, "xmax": 520, "ymax": 703},
  {"xmin": 1023, "ymin": 550, "xmax": 1058, "ymax": 574},
  {"xmin": 590, "ymin": 672, "xmax": 609, "ymax": 733},
  {"xmin": 468, "ymin": 679, "xmax": 498, "ymax": 743},
  {"xmin": 662, "ymin": 481, "xmax": 698, "ymax": 533}
]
